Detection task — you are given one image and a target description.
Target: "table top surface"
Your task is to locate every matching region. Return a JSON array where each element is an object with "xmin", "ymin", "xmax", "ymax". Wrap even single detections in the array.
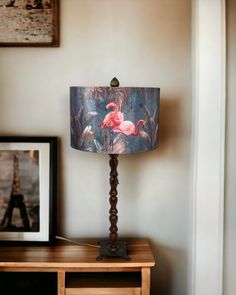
[{"xmin": 0, "ymin": 239, "xmax": 155, "ymax": 269}]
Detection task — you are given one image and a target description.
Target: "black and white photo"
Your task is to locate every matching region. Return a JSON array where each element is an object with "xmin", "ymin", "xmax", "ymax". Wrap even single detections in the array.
[{"xmin": 0, "ymin": 136, "xmax": 57, "ymax": 244}]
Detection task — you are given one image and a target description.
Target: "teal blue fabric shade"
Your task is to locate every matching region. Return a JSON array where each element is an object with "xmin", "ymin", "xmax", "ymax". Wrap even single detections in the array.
[{"xmin": 70, "ymin": 86, "xmax": 160, "ymax": 154}]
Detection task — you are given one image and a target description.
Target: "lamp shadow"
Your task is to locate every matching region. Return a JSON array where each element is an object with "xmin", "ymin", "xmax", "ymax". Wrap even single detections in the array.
[
  {"xmin": 158, "ymin": 96, "xmax": 182, "ymax": 151},
  {"xmin": 150, "ymin": 241, "xmax": 187, "ymax": 295},
  {"xmin": 150, "ymin": 241, "xmax": 172, "ymax": 295}
]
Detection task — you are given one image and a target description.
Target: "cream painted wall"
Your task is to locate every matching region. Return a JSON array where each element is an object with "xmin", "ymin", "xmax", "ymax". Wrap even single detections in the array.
[
  {"xmin": 224, "ymin": 0, "xmax": 236, "ymax": 294},
  {"xmin": 0, "ymin": 1, "xmax": 191, "ymax": 294}
]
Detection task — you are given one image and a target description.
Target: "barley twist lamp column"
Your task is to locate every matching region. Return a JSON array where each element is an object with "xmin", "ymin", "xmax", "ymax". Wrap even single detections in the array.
[
  {"xmin": 108, "ymin": 153, "xmax": 119, "ymax": 252},
  {"xmin": 70, "ymin": 78, "xmax": 160, "ymax": 260}
]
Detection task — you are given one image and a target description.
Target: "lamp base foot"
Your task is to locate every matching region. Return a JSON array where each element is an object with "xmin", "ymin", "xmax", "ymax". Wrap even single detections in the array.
[{"xmin": 97, "ymin": 240, "xmax": 130, "ymax": 261}]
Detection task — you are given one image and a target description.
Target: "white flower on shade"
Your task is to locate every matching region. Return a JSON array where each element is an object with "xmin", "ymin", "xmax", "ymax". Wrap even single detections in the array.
[
  {"xmin": 110, "ymin": 133, "xmax": 127, "ymax": 154},
  {"xmin": 140, "ymin": 131, "xmax": 151, "ymax": 142},
  {"xmin": 85, "ymin": 111, "xmax": 98, "ymax": 123},
  {"xmin": 81, "ymin": 125, "xmax": 94, "ymax": 143}
]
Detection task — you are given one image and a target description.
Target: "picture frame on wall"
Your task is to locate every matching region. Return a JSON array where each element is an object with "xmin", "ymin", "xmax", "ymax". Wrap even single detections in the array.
[
  {"xmin": 0, "ymin": 0, "xmax": 59, "ymax": 46},
  {"xmin": 0, "ymin": 136, "xmax": 57, "ymax": 245}
]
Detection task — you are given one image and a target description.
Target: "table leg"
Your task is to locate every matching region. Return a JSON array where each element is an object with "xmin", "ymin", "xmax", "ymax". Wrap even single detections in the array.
[
  {"xmin": 141, "ymin": 267, "xmax": 151, "ymax": 295},
  {"xmin": 58, "ymin": 271, "xmax": 65, "ymax": 295}
]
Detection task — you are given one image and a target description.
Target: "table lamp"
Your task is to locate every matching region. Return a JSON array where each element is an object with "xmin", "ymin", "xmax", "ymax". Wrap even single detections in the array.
[{"xmin": 70, "ymin": 78, "xmax": 160, "ymax": 260}]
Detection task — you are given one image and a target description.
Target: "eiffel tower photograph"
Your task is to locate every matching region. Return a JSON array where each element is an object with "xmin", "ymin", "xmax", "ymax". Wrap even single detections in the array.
[{"xmin": 0, "ymin": 150, "xmax": 39, "ymax": 232}]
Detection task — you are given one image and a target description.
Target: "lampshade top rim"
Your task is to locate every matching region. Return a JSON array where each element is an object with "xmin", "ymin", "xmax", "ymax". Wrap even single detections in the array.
[{"xmin": 70, "ymin": 86, "xmax": 160, "ymax": 90}]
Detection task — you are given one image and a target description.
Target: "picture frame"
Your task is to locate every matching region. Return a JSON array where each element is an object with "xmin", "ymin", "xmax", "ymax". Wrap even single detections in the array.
[
  {"xmin": 0, "ymin": 0, "xmax": 59, "ymax": 47},
  {"xmin": 0, "ymin": 136, "xmax": 57, "ymax": 245}
]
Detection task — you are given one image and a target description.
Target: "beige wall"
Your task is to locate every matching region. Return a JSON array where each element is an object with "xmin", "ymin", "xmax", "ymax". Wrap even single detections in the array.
[
  {"xmin": 224, "ymin": 1, "xmax": 236, "ymax": 294},
  {"xmin": 0, "ymin": 1, "xmax": 192, "ymax": 294}
]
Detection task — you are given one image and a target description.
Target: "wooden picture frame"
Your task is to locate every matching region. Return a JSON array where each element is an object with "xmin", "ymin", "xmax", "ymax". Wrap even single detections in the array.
[
  {"xmin": 0, "ymin": 136, "xmax": 57, "ymax": 245},
  {"xmin": 0, "ymin": 0, "xmax": 59, "ymax": 47}
]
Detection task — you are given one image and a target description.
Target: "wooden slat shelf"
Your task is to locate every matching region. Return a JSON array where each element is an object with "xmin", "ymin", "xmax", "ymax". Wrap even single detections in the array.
[
  {"xmin": 66, "ymin": 288, "xmax": 141, "ymax": 295},
  {"xmin": 0, "ymin": 239, "xmax": 155, "ymax": 295},
  {"xmin": 65, "ymin": 273, "xmax": 141, "ymax": 295},
  {"xmin": 66, "ymin": 272, "xmax": 141, "ymax": 288}
]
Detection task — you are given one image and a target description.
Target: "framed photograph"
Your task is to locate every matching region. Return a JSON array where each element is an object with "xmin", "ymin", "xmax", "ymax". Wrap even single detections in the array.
[
  {"xmin": 0, "ymin": 136, "xmax": 57, "ymax": 245},
  {"xmin": 0, "ymin": 0, "xmax": 59, "ymax": 46}
]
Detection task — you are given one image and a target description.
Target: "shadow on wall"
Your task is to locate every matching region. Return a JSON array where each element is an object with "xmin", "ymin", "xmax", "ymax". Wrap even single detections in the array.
[
  {"xmin": 151, "ymin": 242, "xmax": 187, "ymax": 295},
  {"xmin": 151, "ymin": 241, "xmax": 172, "ymax": 295},
  {"xmin": 158, "ymin": 96, "xmax": 183, "ymax": 158}
]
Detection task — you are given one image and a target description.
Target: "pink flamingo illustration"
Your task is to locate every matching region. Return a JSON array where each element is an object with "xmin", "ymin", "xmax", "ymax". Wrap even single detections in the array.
[
  {"xmin": 112, "ymin": 120, "xmax": 145, "ymax": 136},
  {"xmin": 100, "ymin": 103, "xmax": 124, "ymax": 128}
]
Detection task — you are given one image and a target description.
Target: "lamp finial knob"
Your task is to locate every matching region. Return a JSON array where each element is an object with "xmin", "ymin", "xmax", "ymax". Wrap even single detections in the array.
[{"xmin": 110, "ymin": 77, "xmax": 120, "ymax": 87}]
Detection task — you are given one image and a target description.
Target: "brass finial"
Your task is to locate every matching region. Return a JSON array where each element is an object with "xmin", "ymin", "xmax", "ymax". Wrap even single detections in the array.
[{"xmin": 110, "ymin": 77, "xmax": 120, "ymax": 87}]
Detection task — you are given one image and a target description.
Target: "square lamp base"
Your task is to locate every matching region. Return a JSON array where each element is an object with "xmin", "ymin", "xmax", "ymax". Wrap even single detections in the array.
[{"xmin": 96, "ymin": 240, "xmax": 130, "ymax": 261}]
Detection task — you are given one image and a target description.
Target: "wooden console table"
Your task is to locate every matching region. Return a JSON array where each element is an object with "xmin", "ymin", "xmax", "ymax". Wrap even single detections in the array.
[{"xmin": 0, "ymin": 239, "xmax": 155, "ymax": 295}]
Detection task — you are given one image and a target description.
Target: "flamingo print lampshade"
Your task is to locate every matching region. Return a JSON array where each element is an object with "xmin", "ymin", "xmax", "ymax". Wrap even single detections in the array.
[{"xmin": 70, "ymin": 86, "xmax": 160, "ymax": 154}]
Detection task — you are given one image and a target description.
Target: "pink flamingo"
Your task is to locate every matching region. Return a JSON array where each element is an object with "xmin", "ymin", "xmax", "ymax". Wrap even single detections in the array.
[
  {"xmin": 100, "ymin": 103, "xmax": 124, "ymax": 128},
  {"xmin": 112, "ymin": 120, "xmax": 145, "ymax": 136}
]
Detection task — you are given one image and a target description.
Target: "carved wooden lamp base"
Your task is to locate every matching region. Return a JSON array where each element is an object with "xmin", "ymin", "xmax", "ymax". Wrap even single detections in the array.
[
  {"xmin": 96, "ymin": 154, "xmax": 130, "ymax": 261},
  {"xmin": 97, "ymin": 240, "xmax": 130, "ymax": 260}
]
